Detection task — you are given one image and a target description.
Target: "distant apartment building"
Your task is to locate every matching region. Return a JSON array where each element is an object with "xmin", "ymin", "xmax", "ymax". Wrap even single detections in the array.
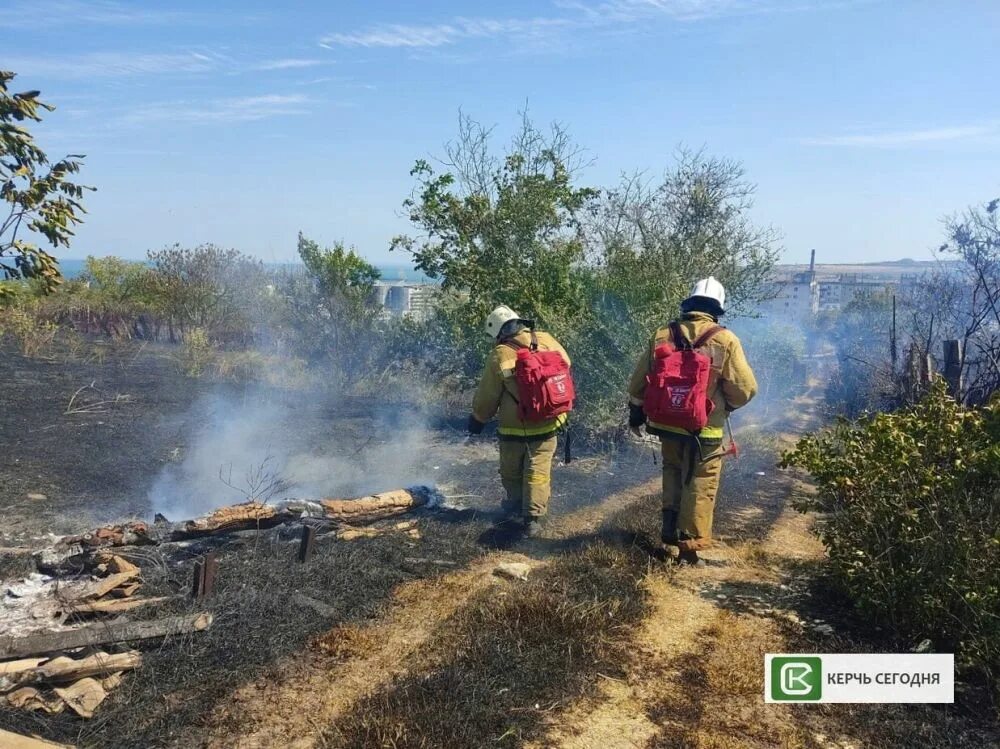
[
  {"xmin": 756, "ymin": 253, "xmax": 940, "ymax": 318},
  {"xmin": 371, "ymin": 281, "xmax": 435, "ymax": 321},
  {"xmin": 758, "ymin": 250, "xmax": 820, "ymax": 318}
]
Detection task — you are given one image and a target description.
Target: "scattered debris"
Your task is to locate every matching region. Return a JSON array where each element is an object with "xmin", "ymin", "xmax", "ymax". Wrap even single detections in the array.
[
  {"xmin": 26, "ymin": 493, "xmax": 48, "ymax": 501},
  {"xmin": 58, "ymin": 521, "xmax": 154, "ymax": 550},
  {"xmin": 5, "ymin": 686, "xmax": 64, "ymax": 714},
  {"xmin": 53, "ymin": 677, "xmax": 107, "ymax": 718}
]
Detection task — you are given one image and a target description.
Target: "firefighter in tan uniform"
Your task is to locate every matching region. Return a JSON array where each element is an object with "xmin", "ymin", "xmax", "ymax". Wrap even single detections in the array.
[
  {"xmin": 468, "ymin": 306, "xmax": 571, "ymax": 537},
  {"xmin": 627, "ymin": 278, "xmax": 757, "ymax": 565}
]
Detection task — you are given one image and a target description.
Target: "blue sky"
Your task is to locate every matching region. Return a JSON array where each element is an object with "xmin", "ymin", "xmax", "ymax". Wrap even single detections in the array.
[{"xmin": 6, "ymin": 0, "xmax": 999, "ymax": 266}]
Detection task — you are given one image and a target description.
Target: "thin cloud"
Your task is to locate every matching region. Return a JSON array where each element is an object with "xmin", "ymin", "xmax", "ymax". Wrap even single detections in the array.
[
  {"xmin": 320, "ymin": 0, "xmax": 862, "ymax": 48},
  {"xmin": 322, "ymin": 16, "xmax": 576, "ymax": 48},
  {"xmin": 123, "ymin": 94, "xmax": 313, "ymax": 125},
  {"xmin": 803, "ymin": 124, "xmax": 999, "ymax": 147},
  {"xmin": 7, "ymin": 51, "xmax": 225, "ymax": 79},
  {"xmin": 255, "ymin": 58, "xmax": 328, "ymax": 71},
  {"xmin": 0, "ymin": 0, "xmax": 188, "ymax": 27}
]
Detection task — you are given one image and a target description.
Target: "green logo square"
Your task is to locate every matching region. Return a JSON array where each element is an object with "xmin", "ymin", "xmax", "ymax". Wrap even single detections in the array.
[{"xmin": 770, "ymin": 657, "xmax": 822, "ymax": 701}]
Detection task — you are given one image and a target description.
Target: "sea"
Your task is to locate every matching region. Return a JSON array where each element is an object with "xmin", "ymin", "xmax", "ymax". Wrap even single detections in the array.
[{"xmin": 57, "ymin": 258, "xmax": 433, "ymax": 284}]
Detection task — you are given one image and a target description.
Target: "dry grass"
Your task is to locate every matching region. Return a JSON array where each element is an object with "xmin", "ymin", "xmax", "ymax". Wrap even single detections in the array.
[
  {"xmin": 643, "ymin": 610, "xmax": 808, "ymax": 749},
  {"xmin": 320, "ymin": 544, "xmax": 650, "ymax": 748}
]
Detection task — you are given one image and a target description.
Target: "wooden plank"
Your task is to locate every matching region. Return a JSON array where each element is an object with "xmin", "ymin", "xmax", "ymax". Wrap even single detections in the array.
[
  {"xmin": 67, "ymin": 596, "xmax": 171, "ymax": 615},
  {"xmin": 0, "ymin": 657, "xmax": 47, "ymax": 676},
  {"xmin": 202, "ymin": 552, "xmax": 218, "ymax": 597},
  {"xmin": 4, "ymin": 651, "xmax": 141, "ymax": 686},
  {"xmin": 191, "ymin": 558, "xmax": 205, "ymax": 599},
  {"xmin": 53, "ymin": 677, "xmax": 106, "ymax": 718},
  {"xmin": 0, "ymin": 728, "xmax": 75, "ymax": 748},
  {"xmin": 62, "ymin": 570, "xmax": 139, "ymax": 603},
  {"xmin": 298, "ymin": 525, "xmax": 317, "ymax": 563},
  {"xmin": 0, "ymin": 613, "xmax": 213, "ymax": 660},
  {"xmin": 112, "ymin": 581, "xmax": 141, "ymax": 598}
]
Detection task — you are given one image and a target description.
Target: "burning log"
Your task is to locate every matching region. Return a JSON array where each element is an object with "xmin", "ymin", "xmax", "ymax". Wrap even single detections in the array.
[
  {"xmin": 51, "ymin": 486, "xmax": 441, "ymax": 548},
  {"xmin": 320, "ymin": 487, "xmax": 434, "ymax": 523},
  {"xmin": 176, "ymin": 502, "xmax": 287, "ymax": 537}
]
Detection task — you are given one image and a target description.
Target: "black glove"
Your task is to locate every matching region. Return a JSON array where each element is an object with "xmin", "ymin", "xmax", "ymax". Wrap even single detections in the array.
[
  {"xmin": 467, "ymin": 415, "xmax": 485, "ymax": 435},
  {"xmin": 628, "ymin": 403, "xmax": 646, "ymax": 428}
]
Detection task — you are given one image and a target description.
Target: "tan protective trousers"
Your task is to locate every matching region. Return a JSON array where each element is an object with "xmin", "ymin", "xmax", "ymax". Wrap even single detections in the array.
[
  {"xmin": 498, "ymin": 436, "xmax": 558, "ymax": 518},
  {"xmin": 660, "ymin": 438, "xmax": 724, "ymax": 550}
]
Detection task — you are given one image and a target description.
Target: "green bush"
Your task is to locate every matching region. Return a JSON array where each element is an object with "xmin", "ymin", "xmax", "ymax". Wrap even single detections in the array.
[
  {"xmin": 0, "ymin": 304, "xmax": 58, "ymax": 356},
  {"xmin": 781, "ymin": 381, "xmax": 1000, "ymax": 696},
  {"xmin": 180, "ymin": 327, "xmax": 214, "ymax": 377}
]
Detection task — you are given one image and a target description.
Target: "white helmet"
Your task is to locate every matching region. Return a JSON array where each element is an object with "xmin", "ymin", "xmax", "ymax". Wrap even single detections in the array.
[
  {"xmin": 686, "ymin": 276, "xmax": 726, "ymax": 311},
  {"xmin": 484, "ymin": 305, "xmax": 522, "ymax": 338}
]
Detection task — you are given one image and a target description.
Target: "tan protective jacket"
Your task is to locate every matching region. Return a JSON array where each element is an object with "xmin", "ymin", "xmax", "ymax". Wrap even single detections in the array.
[
  {"xmin": 627, "ymin": 312, "xmax": 757, "ymax": 440},
  {"xmin": 472, "ymin": 329, "xmax": 571, "ymax": 439}
]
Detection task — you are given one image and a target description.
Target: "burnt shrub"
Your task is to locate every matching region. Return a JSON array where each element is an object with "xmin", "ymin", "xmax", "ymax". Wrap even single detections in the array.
[{"xmin": 781, "ymin": 380, "xmax": 1000, "ymax": 699}]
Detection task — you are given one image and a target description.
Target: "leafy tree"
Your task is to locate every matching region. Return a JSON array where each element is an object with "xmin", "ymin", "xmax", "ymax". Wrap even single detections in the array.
[
  {"xmin": 590, "ymin": 149, "xmax": 781, "ymax": 332},
  {"xmin": 280, "ymin": 233, "xmax": 382, "ymax": 382},
  {"xmin": 83, "ymin": 255, "xmax": 155, "ymax": 307},
  {"xmin": 146, "ymin": 244, "xmax": 264, "ymax": 343},
  {"xmin": 929, "ymin": 198, "xmax": 1000, "ymax": 403},
  {"xmin": 823, "ymin": 290, "xmax": 895, "ymax": 417},
  {"xmin": 392, "ymin": 111, "xmax": 597, "ymax": 350},
  {"xmin": 0, "ymin": 71, "xmax": 92, "ymax": 295},
  {"xmin": 297, "ymin": 232, "xmax": 380, "ymax": 319}
]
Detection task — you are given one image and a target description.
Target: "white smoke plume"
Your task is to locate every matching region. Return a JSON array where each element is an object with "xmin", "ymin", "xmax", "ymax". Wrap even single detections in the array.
[{"xmin": 148, "ymin": 389, "xmax": 440, "ymax": 521}]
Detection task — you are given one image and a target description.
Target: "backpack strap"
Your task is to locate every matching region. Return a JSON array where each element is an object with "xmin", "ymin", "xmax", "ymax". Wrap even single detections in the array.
[
  {"xmin": 500, "ymin": 329, "xmax": 539, "ymax": 353},
  {"xmin": 692, "ymin": 325, "xmax": 725, "ymax": 349},
  {"xmin": 668, "ymin": 321, "xmax": 689, "ymax": 350}
]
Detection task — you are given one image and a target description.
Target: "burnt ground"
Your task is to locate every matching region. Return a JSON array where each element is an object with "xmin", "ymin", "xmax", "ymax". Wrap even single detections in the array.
[{"xmin": 1, "ymin": 341, "xmax": 214, "ymax": 539}]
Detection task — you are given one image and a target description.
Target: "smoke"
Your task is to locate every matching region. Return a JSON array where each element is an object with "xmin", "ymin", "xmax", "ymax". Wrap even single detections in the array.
[{"xmin": 148, "ymin": 388, "xmax": 440, "ymax": 521}]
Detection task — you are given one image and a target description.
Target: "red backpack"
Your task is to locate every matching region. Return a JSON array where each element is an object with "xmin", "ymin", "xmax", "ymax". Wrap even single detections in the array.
[
  {"xmin": 643, "ymin": 322, "xmax": 723, "ymax": 433},
  {"xmin": 503, "ymin": 332, "xmax": 575, "ymax": 423}
]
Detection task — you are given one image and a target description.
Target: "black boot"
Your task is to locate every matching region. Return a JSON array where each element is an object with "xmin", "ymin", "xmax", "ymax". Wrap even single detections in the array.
[
  {"xmin": 677, "ymin": 548, "xmax": 705, "ymax": 567},
  {"xmin": 660, "ymin": 509, "xmax": 678, "ymax": 545}
]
